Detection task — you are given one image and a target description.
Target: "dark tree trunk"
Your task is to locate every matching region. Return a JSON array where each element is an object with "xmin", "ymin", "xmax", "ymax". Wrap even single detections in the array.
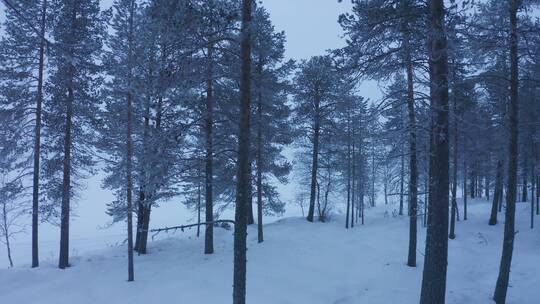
[
  {"xmin": 351, "ymin": 134, "xmax": 355, "ymax": 228},
  {"xmin": 139, "ymin": 88, "xmax": 164, "ymax": 254},
  {"xmin": 256, "ymin": 59, "xmax": 263, "ymax": 243},
  {"xmin": 346, "ymin": 112, "xmax": 351, "ymax": 229},
  {"xmin": 197, "ymin": 172, "xmax": 201, "ymax": 238},
  {"xmin": 449, "ymin": 98, "xmax": 458, "ymax": 240},
  {"xmin": 205, "ymin": 46, "xmax": 214, "ymax": 255},
  {"xmin": 531, "ymin": 165, "xmax": 534, "ymax": 229},
  {"xmin": 399, "ymin": 152, "xmax": 405, "ymax": 216},
  {"xmin": 58, "ymin": 4, "xmax": 77, "ymax": 268},
  {"xmin": 463, "ymin": 160, "xmax": 468, "ymax": 220},
  {"xmin": 490, "ymin": 161, "xmax": 503, "ymax": 225},
  {"xmin": 420, "ymin": 0, "xmax": 450, "ymax": 303},
  {"xmin": 125, "ymin": 2, "xmax": 135, "ymax": 281},
  {"xmin": 32, "ymin": 0, "xmax": 47, "ymax": 269},
  {"xmin": 402, "ymin": 1, "xmax": 418, "ymax": 268},
  {"xmin": 233, "ymin": 1, "xmax": 252, "ymax": 303},
  {"xmin": 59, "ymin": 70, "xmax": 74, "ymax": 270},
  {"xmin": 521, "ymin": 155, "xmax": 528, "ymax": 202},
  {"xmin": 536, "ymin": 176, "xmax": 540, "ymax": 215},
  {"xmin": 134, "ymin": 92, "xmax": 150, "ymax": 252},
  {"xmin": 247, "ymin": 162, "xmax": 255, "ymax": 225},
  {"xmin": 307, "ymin": 93, "xmax": 321, "ymax": 222},
  {"xmin": 494, "ymin": 2, "xmax": 520, "ymax": 303}
]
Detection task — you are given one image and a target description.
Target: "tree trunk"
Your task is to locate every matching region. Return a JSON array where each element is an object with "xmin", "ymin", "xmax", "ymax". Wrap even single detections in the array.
[
  {"xmin": 420, "ymin": 0, "xmax": 450, "ymax": 302},
  {"xmin": 233, "ymin": 1, "xmax": 252, "ymax": 303},
  {"xmin": 135, "ymin": 90, "xmax": 151, "ymax": 252},
  {"xmin": 404, "ymin": 30, "xmax": 418, "ymax": 267},
  {"xmin": 197, "ymin": 172, "xmax": 201, "ymax": 238},
  {"xmin": 399, "ymin": 151, "xmax": 405, "ymax": 216},
  {"xmin": 58, "ymin": 4, "xmax": 77, "ymax": 268},
  {"xmin": 205, "ymin": 46, "xmax": 214, "ymax": 255},
  {"xmin": 490, "ymin": 161, "xmax": 503, "ymax": 225},
  {"xmin": 536, "ymin": 175, "xmax": 540, "ymax": 215},
  {"xmin": 307, "ymin": 93, "xmax": 321, "ymax": 222},
  {"xmin": 31, "ymin": 0, "xmax": 47, "ymax": 269},
  {"xmin": 463, "ymin": 160, "xmax": 468, "ymax": 220},
  {"xmin": 494, "ymin": 2, "xmax": 520, "ymax": 302},
  {"xmin": 256, "ymin": 59, "xmax": 263, "ymax": 243},
  {"xmin": 531, "ymin": 167, "xmax": 534, "ymax": 229},
  {"xmin": 346, "ymin": 114, "xmax": 351, "ymax": 229},
  {"xmin": 449, "ymin": 96, "xmax": 458, "ymax": 240},
  {"xmin": 521, "ymin": 155, "xmax": 528, "ymax": 202},
  {"xmin": 247, "ymin": 162, "xmax": 255, "ymax": 225},
  {"xmin": 3, "ymin": 203, "xmax": 14, "ymax": 268},
  {"xmin": 125, "ymin": 1, "xmax": 135, "ymax": 281},
  {"xmin": 139, "ymin": 86, "xmax": 164, "ymax": 254}
]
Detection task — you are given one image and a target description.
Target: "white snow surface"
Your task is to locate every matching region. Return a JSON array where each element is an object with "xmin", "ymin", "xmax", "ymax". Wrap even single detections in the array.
[{"xmin": 1, "ymin": 198, "xmax": 539, "ymax": 304}]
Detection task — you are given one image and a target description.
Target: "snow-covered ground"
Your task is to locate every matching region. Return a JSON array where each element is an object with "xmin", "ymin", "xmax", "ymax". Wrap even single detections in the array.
[{"xmin": 1, "ymin": 198, "xmax": 539, "ymax": 304}]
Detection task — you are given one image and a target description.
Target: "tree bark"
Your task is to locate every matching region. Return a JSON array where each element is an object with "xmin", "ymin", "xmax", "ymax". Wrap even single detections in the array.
[
  {"xmin": 3, "ymin": 203, "xmax": 14, "ymax": 268},
  {"xmin": 233, "ymin": 1, "xmax": 252, "ymax": 303},
  {"xmin": 463, "ymin": 160, "xmax": 468, "ymax": 220},
  {"xmin": 536, "ymin": 175, "xmax": 540, "ymax": 215},
  {"xmin": 420, "ymin": 0, "xmax": 450, "ymax": 302},
  {"xmin": 205, "ymin": 45, "xmax": 214, "ymax": 254},
  {"xmin": 307, "ymin": 92, "xmax": 321, "ymax": 222},
  {"xmin": 125, "ymin": 0, "xmax": 135, "ymax": 281},
  {"xmin": 494, "ymin": 1, "xmax": 520, "ymax": 302},
  {"xmin": 404, "ymin": 21, "xmax": 418, "ymax": 267},
  {"xmin": 346, "ymin": 111, "xmax": 351, "ymax": 229},
  {"xmin": 256, "ymin": 59, "xmax": 264, "ymax": 243},
  {"xmin": 449, "ymin": 96, "xmax": 458, "ymax": 240},
  {"xmin": 32, "ymin": 0, "xmax": 47, "ymax": 269},
  {"xmin": 58, "ymin": 3, "xmax": 78, "ymax": 269},
  {"xmin": 490, "ymin": 161, "xmax": 503, "ymax": 225}
]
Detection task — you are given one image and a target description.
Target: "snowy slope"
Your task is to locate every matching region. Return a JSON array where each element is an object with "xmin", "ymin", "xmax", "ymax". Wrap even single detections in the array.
[{"xmin": 0, "ymin": 199, "xmax": 539, "ymax": 304}]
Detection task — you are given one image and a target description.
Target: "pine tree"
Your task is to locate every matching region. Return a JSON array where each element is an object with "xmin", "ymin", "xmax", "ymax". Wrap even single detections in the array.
[
  {"xmin": 42, "ymin": 0, "xmax": 105, "ymax": 269},
  {"xmin": 0, "ymin": 0, "xmax": 48, "ymax": 268},
  {"xmin": 293, "ymin": 56, "xmax": 340, "ymax": 222}
]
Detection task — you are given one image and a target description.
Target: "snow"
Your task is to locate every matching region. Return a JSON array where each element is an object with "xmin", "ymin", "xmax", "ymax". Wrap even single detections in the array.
[{"xmin": 1, "ymin": 198, "xmax": 539, "ymax": 304}]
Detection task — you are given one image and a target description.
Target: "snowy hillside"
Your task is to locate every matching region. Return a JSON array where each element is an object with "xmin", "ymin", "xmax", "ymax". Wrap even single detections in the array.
[{"xmin": 1, "ymin": 199, "xmax": 538, "ymax": 304}]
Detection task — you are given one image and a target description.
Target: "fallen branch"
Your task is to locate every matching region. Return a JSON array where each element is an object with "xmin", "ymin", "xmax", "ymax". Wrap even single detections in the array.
[{"xmin": 148, "ymin": 220, "xmax": 236, "ymax": 240}]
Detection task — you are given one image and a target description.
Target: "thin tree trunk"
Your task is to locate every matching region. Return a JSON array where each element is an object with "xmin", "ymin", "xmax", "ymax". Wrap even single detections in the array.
[
  {"xmin": 31, "ymin": 0, "xmax": 47, "ymax": 269},
  {"xmin": 346, "ymin": 112, "xmax": 351, "ymax": 229},
  {"xmin": 205, "ymin": 46, "xmax": 214, "ymax": 254},
  {"xmin": 125, "ymin": 1, "xmax": 135, "ymax": 281},
  {"xmin": 247, "ymin": 162, "xmax": 254, "ymax": 225},
  {"xmin": 464, "ymin": 160, "xmax": 468, "ymax": 220},
  {"xmin": 3, "ymin": 203, "xmax": 14, "ymax": 268},
  {"xmin": 531, "ymin": 172, "xmax": 534, "ymax": 229},
  {"xmin": 351, "ymin": 132, "xmax": 355, "ymax": 228},
  {"xmin": 449, "ymin": 96, "xmax": 458, "ymax": 240},
  {"xmin": 420, "ymin": 0, "xmax": 450, "ymax": 302},
  {"xmin": 197, "ymin": 172, "xmax": 201, "ymax": 238},
  {"xmin": 490, "ymin": 161, "xmax": 503, "ymax": 225},
  {"xmin": 522, "ymin": 155, "xmax": 528, "ymax": 202},
  {"xmin": 399, "ymin": 151, "xmax": 405, "ymax": 216},
  {"xmin": 404, "ymin": 27, "xmax": 418, "ymax": 267},
  {"xmin": 307, "ymin": 93, "xmax": 321, "ymax": 222},
  {"xmin": 233, "ymin": 1, "xmax": 252, "ymax": 302},
  {"xmin": 536, "ymin": 175, "xmax": 540, "ymax": 215},
  {"xmin": 494, "ymin": 2, "xmax": 520, "ymax": 302},
  {"xmin": 256, "ymin": 59, "xmax": 263, "ymax": 243}
]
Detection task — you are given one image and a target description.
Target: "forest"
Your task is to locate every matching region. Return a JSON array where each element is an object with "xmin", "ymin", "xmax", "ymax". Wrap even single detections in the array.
[{"xmin": 0, "ymin": 0, "xmax": 539, "ymax": 304}]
